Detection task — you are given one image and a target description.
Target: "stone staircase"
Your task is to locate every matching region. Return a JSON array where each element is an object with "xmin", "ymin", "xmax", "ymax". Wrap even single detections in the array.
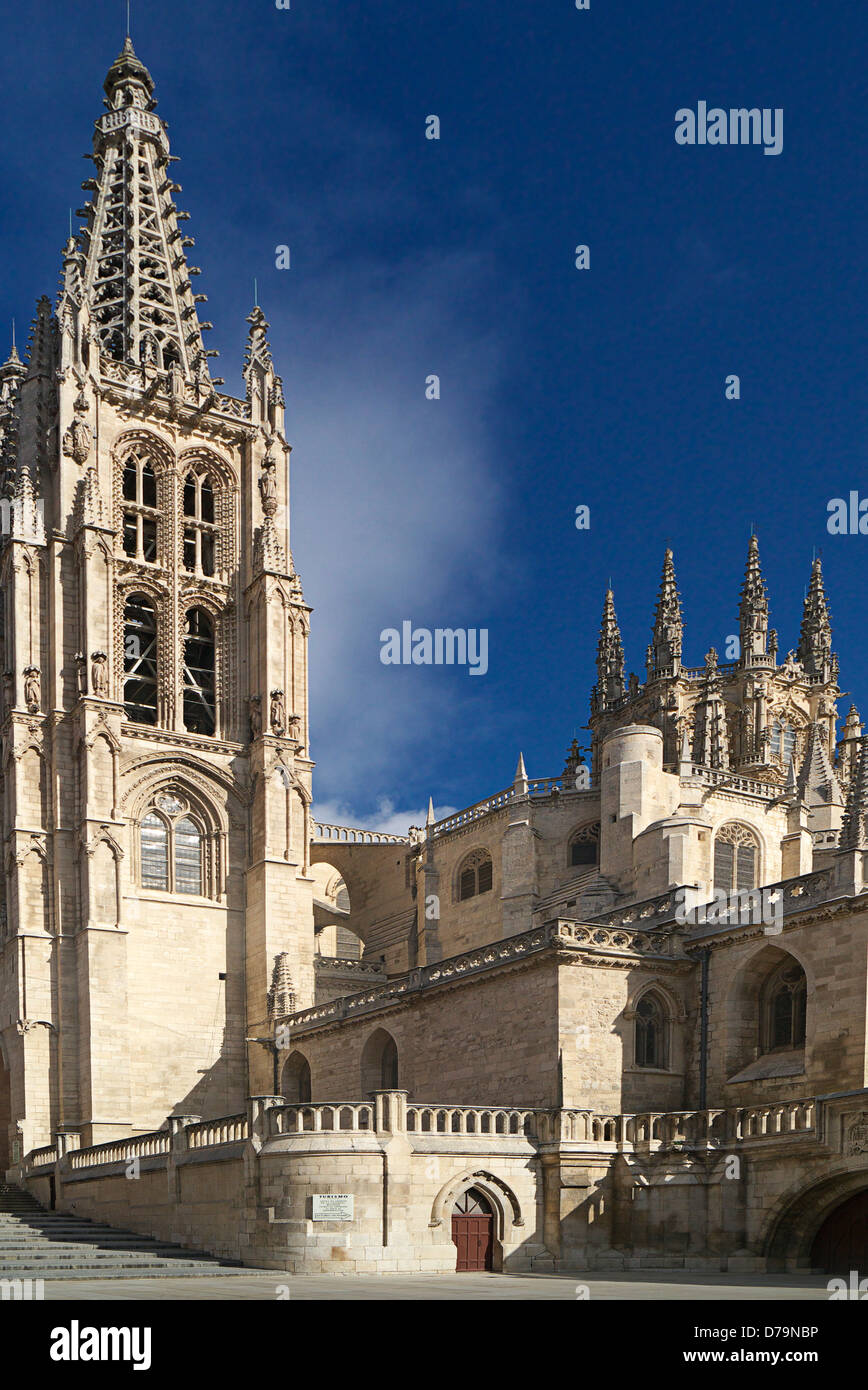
[{"xmin": 0, "ymin": 1183, "xmax": 252, "ymax": 1280}]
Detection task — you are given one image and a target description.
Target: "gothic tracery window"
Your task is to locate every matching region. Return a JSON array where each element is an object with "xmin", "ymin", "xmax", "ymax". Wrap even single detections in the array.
[
  {"xmin": 139, "ymin": 796, "xmax": 204, "ymax": 897},
  {"xmin": 121, "ymin": 450, "xmax": 160, "ymax": 563},
  {"xmin": 123, "ymin": 593, "xmax": 158, "ymax": 725},
  {"xmin": 761, "ymin": 959, "xmax": 807, "ymax": 1053},
  {"xmin": 634, "ymin": 992, "xmax": 667, "ymax": 1068},
  {"xmin": 713, "ymin": 823, "xmax": 759, "ymax": 893},
  {"xmin": 457, "ymin": 849, "xmax": 493, "ymax": 902},
  {"xmin": 183, "ymin": 607, "xmax": 216, "ymax": 736},
  {"xmin": 182, "ymin": 470, "xmax": 217, "ymax": 578},
  {"xmin": 770, "ymin": 719, "xmax": 797, "ymax": 763},
  {"xmin": 569, "ymin": 823, "xmax": 600, "ymax": 868}
]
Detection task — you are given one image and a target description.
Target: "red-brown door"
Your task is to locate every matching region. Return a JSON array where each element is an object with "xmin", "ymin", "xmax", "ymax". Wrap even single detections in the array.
[
  {"xmin": 811, "ymin": 1190, "xmax": 868, "ymax": 1273},
  {"xmin": 451, "ymin": 1189, "xmax": 494, "ymax": 1271}
]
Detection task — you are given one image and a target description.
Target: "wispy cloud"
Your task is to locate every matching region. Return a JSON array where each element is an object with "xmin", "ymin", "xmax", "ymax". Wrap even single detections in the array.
[{"xmin": 313, "ymin": 797, "xmax": 458, "ymax": 837}]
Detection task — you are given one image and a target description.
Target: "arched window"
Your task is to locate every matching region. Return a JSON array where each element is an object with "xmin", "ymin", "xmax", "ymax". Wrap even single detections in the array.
[
  {"xmin": 183, "ymin": 608, "xmax": 216, "ymax": 735},
  {"xmin": 140, "ymin": 812, "xmax": 168, "ymax": 891},
  {"xmin": 181, "ymin": 470, "xmax": 218, "ymax": 577},
  {"xmin": 123, "ymin": 593, "xmax": 158, "ymax": 725},
  {"xmin": 120, "ymin": 450, "xmax": 159, "ymax": 562},
  {"xmin": 380, "ymin": 1036, "xmax": 399, "ymax": 1089},
  {"xmin": 635, "ymin": 992, "xmax": 667, "ymax": 1068},
  {"xmin": 281, "ymin": 1052, "xmax": 312, "ymax": 1103},
  {"xmin": 174, "ymin": 818, "xmax": 202, "ymax": 895},
  {"xmin": 457, "ymin": 849, "xmax": 493, "ymax": 902},
  {"xmin": 713, "ymin": 823, "xmax": 758, "ymax": 893},
  {"xmin": 361, "ymin": 1028, "xmax": 399, "ymax": 1095},
  {"xmin": 139, "ymin": 795, "xmax": 204, "ymax": 896},
  {"xmin": 770, "ymin": 720, "xmax": 797, "ymax": 762},
  {"xmin": 761, "ymin": 959, "xmax": 807, "ymax": 1053},
  {"xmin": 569, "ymin": 823, "xmax": 600, "ymax": 868}
]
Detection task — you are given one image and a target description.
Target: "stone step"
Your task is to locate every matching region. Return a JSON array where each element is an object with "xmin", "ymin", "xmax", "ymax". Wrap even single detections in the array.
[
  {"xmin": 0, "ymin": 1183, "xmax": 249, "ymax": 1279},
  {"xmin": 0, "ymin": 1266, "xmax": 257, "ymax": 1280}
]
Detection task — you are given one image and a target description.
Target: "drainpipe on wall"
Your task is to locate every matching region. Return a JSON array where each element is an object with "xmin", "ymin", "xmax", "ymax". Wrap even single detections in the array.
[{"xmin": 698, "ymin": 948, "xmax": 710, "ymax": 1109}]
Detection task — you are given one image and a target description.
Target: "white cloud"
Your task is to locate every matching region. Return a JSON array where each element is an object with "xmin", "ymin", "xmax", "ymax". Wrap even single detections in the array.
[
  {"xmin": 312, "ymin": 797, "xmax": 458, "ymax": 837},
  {"xmin": 279, "ymin": 250, "xmax": 513, "ymax": 812}
]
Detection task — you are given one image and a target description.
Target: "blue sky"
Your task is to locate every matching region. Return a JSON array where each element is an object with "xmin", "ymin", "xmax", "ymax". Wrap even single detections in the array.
[{"xmin": 1, "ymin": 1, "xmax": 866, "ymax": 829}]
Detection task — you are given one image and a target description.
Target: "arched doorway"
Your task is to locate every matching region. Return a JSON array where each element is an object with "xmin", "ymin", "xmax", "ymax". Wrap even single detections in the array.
[
  {"xmin": 811, "ymin": 1190, "xmax": 868, "ymax": 1273},
  {"xmin": 452, "ymin": 1188, "xmax": 494, "ymax": 1272}
]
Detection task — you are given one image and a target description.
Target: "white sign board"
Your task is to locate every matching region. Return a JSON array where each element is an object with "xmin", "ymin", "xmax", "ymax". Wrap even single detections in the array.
[{"xmin": 312, "ymin": 1193, "xmax": 354, "ymax": 1222}]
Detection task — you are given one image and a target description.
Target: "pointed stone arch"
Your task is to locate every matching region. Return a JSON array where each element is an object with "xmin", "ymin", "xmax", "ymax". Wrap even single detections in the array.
[{"xmin": 430, "ymin": 1168, "xmax": 525, "ymax": 1250}]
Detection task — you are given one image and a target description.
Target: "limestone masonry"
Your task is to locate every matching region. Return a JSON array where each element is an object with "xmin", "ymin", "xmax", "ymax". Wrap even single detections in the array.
[{"xmin": 2, "ymin": 42, "xmax": 867, "ymax": 1277}]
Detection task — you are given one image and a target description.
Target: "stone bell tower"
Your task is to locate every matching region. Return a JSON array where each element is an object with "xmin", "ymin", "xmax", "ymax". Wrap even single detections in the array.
[{"xmin": 0, "ymin": 39, "xmax": 315, "ymax": 1162}]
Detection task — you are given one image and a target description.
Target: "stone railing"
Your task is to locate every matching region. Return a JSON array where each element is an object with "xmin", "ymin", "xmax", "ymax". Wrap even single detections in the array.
[
  {"xmin": 430, "ymin": 778, "xmax": 594, "ymax": 839},
  {"xmin": 688, "ymin": 767, "xmax": 783, "ymax": 799},
  {"xmin": 25, "ymin": 1145, "xmax": 55, "ymax": 1170},
  {"xmin": 586, "ymin": 889, "xmax": 687, "ymax": 933},
  {"xmin": 315, "ymin": 956, "xmax": 385, "ymax": 975},
  {"xmin": 20, "ymin": 1094, "xmax": 824, "ymax": 1187},
  {"xmin": 99, "ymin": 358, "xmax": 252, "ymax": 424},
  {"xmin": 732, "ymin": 1100, "xmax": 815, "ymax": 1139},
  {"xmin": 69, "ymin": 1129, "xmax": 170, "ymax": 1171},
  {"xmin": 290, "ymin": 919, "xmax": 684, "ymax": 1033},
  {"xmin": 185, "ymin": 1114, "xmax": 247, "ymax": 1150},
  {"xmin": 312, "ymin": 822, "xmax": 411, "ymax": 845},
  {"xmin": 550, "ymin": 919, "xmax": 685, "ymax": 958},
  {"xmin": 406, "ymin": 1105, "xmax": 540, "ymax": 1136},
  {"xmin": 268, "ymin": 1102, "xmax": 375, "ymax": 1135}
]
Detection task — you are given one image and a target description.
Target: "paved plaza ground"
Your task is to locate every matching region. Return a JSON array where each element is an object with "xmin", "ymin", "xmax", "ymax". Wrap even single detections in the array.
[{"xmin": 38, "ymin": 1271, "xmax": 833, "ymax": 1300}]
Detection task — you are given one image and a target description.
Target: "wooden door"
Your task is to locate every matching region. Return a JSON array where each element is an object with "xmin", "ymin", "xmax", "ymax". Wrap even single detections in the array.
[
  {"xmin": 811, "ymin": 1190, "xmax": 868, "ymax": 1273},
  {"xmin": 452, "ymin": 1189, "xmax": 494, "ymax": 1271}
]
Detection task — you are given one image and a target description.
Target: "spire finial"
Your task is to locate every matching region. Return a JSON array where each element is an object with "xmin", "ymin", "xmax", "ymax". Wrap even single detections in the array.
[
  {"xmin": 126, "ymin": 0, "xmax": 131, "ymax": 40},
  {"xmin": 649, "ymin": 547, "xmax": 683, "ymax": 681}
]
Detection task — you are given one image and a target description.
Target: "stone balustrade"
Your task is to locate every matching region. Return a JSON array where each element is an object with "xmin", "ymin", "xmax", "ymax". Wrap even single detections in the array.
[
  {"xmin": 311, "ymin": 821, "xmax": 411, "ymax": 845},
  {"xmin": 406, "ymin": 1105, "xmax": 540, "ymax": 1136},
  {"xmin": 68, "ymin": 1129, "xmax": 170, "ymax": 1171},
  {"xmin": 25, "ymin": 1145, "xmax": 55, "ymax": 1170},
  {"xmin": 20, "ymin": 1093, "xmax": 821, "ymax": 1184},
  {"xmin": 185, "ymin": 1114, "xmax": 248, "ymax": 1149},
  {"xmin": 269, "ymin": 1102, "xmax": 375, "ymax": 1135}
]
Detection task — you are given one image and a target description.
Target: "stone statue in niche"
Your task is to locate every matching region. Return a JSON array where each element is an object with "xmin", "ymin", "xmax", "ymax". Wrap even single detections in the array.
[
  {"xmin": 91, "ymin": 651, "xmax": 108, "ymax": 697},
  {"xmin": 270, "ymin": 688, "xmax": 286, "ymax": 736},
  {"xmin": 248, "ymin": 695, "xmax": 262, "ymax": 740},
  {"xmin": 62, "ymin": 414, "xmax": 92, "ymax": 467},
  {"xmin": 259, "ymin": 455, "xmax": 278, "ymax": 517},
  {"xmin": 23, "ymin": 667, "xmax": 40, "ymax": 713}
]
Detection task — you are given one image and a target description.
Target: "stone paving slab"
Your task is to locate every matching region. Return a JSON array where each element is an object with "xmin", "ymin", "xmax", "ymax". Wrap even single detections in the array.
[{"xmin": 36, "ymin": 1271, "xmax": 834, "ymax": 1300}]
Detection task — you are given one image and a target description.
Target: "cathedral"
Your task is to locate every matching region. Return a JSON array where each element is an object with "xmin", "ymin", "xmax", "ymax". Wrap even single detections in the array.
[{"xmin": 3, "ymin": 41, "xmax": 868, "ymax": 1279}]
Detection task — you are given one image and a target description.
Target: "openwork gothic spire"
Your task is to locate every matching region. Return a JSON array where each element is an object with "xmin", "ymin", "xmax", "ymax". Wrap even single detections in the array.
[
  {"xmin": 840, "ymin": 736, "xmax": 868, "ymax": 851},
  {"xmin": 692, "ymin": 648, "xmax": 731, "ymax": 769},
  {"xmin": 797, "ymin": 557, "xmax": 833, "ymax": 678},
  {"xmin": 592, "ymin": 590, "xmax": 625, "ymax": 712},
  {"xmin": 74, "ymin": 39, "xmax": 214, "ymax": 381},
  {"xmin": 738, "ymin": 535, "xmax": 769, "ymax": 663},
  {"xmin": 649, "ymin": 548, "xmax": 683, "ymax": 679}
]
